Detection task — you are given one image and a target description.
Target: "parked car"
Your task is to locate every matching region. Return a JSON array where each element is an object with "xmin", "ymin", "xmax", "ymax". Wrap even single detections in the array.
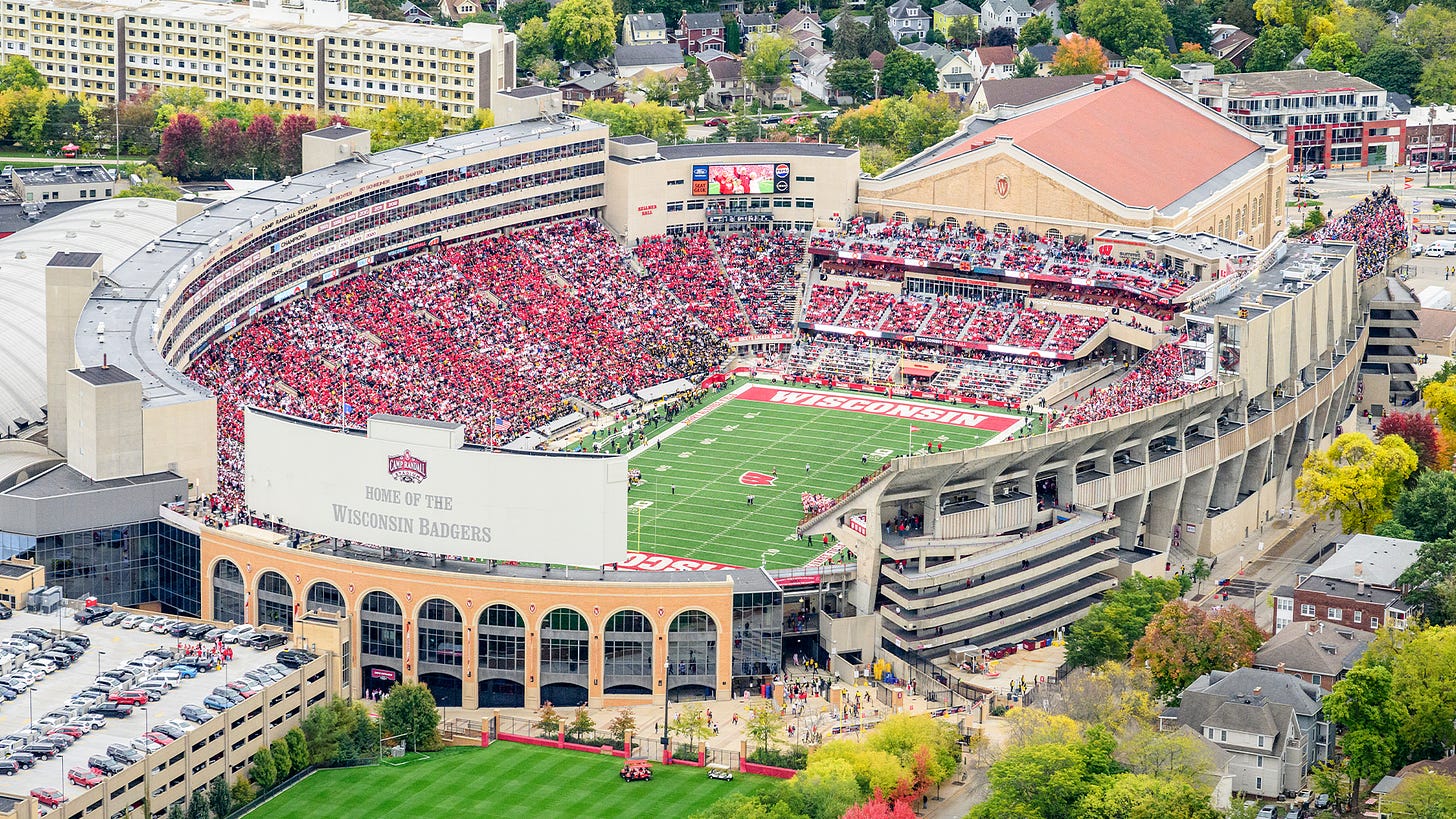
[
  {"xmin": 20, "ymin": 744, "xmax": 57, "ymax": 760},
  {"xmin": 248, "ymin": 632, "xmax": 287, "ymax": 650},
  {"xmin": 276, "ymin": 649, "xmax": 317, "ymax": 668},
  {"xmin": 1256, "ymin": 807, "xmax": 1277, "ymax": 819},
  {"xmin": 704, "ymin": 117, "xmax": 727, "ymax": 127},
  {"xmin": 109, "ymin": 691, "xmax": 150, "ymax": 706},
  {"xmin": 761, "ymin": 115, "xmax": 782, "ymax": 124},
  {"xmin": 42, "ymin": 733, "xmax": 74, "ymax": 750},
  {"xmin": 1314, "ymin": 794, "xmax": 1330, "ymax": 809},
  {"xmin": 1433, "ymin": 197, "xmax": 1456, "ymax": 208},
  {"xmin": 102, "ymin": 612, "xmax": 127, "ymax": 627},
  {"xmin": 1292, "ymin": 187, "xmax": 1319, "ymax": 199},
  {"xmin": 0, "ymin": 604, "xmax": 10, "ymax": 620},
  {"xmin": 63, "ymin": 634, "xmax": 90, "ymax": 649},
  {"xmin": 211, "ymin": 687, "xmax": 244, "ymax": 704},
  {"xmin": 74, "ymin": 606, "xmax": 113, "ymax": 625},
  {"xmin": 6, "ymin": 753, "xmax": 34, "ymax": 769},
  {"xmin": 75, "ymin": 714, "xmax": 108, "ymax": 731},
  {"xmin": 1311, "ymin": 169, "xmax": 1328, "ymax": 178},
  {"xmin": 0, "ymin": 760, "xmax": 20, "ymax": 776},
  {"xmin": 168, "ymin": 622, "xmax": 193, "ymax": 638},
  {"xmin": 180, "ymin": 704, "xmax": 213, "ymax": 724},
  {"xmin": 68, "ymin": 768, "xmax": 103, "ymax": 788},
  {"xmin": 119, "ymin": 615, "xmax": 145, "ymax": 629},
  {"xmin": 130, "ymin": 736, "xmax": 163, "ymax": 754},
  {"xmin": 143, "ymin": 731, "xmax": 174, "ymax": 746},
  {"xmin": 167, "ymin": 664, "xmax": 198, "ymax": 679},
  {"xmin": 202, "ymin": 696, "xmax": 232, "ymax": 712},
  {"xmin": 222, "ymin": 625, "xmax": 256, "ymax": 644},
  {"xmin": 88, "ymin": 756, "xmax": 124, "ymax": 775},
  {"xmin": 30, "ymin": 787, "xmax": 66, "ymax": 807},
  {"xmin": 185, "ymin": 623, "xmax": 214, "ymax": 640},
  {"xmin": 92, "ymin": 703, "xmax": 134, "ymax": 719},
  {"xmin": 106, "ymin": 745, "xmax": 143, "ymax": 765}
]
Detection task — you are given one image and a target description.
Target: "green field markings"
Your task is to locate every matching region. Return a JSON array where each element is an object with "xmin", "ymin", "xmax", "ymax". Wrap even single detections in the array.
[
  {"xmin": 627, "ymin": 388, "xmax": 1005, "ymax": 569},
  {"xmin": 247, "ymin": 744, "xmax": 777, "ymax": 819}
]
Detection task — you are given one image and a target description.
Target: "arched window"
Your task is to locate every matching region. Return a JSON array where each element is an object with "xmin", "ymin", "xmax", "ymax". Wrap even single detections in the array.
[
  {"xmin": 892, "ymin": 211, "xmax": 908, "ymax": 223},
  {"xmin": 603, "ymin": 610, "xmax": 654, "ymax": 695},
  {"xmin": 478, "ymin": 604, "xmax": 525, "ymax": 674},
  {"xmin": 212, "ymin": 560, "xmax": 245, "ymax": 624},
  {"xmin": 417, "ymin": 598, "xmax": 463, "ymax": 668},
  {"xmin": 994, "ymin": 222, "xmax": 1011, "ymax": 236},
  {"xmin": 305, "ymin": 581, "xmax": 345, "ymax": 615},
  {"xmin": 942, "ymin": 217, "xmax": 958, "ymax": 231},
  {"xmin": 667, "ymin": 610, "xmax": 717, "ymax": 699},
  {"xmin": 359, "ymin": 591, "xmax": 403, "ymax": 660},
  {"xmin": 256, "ymin": 571, "xmax": 293, "ymax": 631},
  {"xmin": 1045, "ymin": 228, "xmax": 1062, "ymax": 244}
]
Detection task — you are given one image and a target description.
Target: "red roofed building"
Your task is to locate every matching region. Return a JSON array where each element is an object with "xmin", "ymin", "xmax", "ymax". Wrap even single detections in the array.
[{"xmin": 860, "ymin": 69, "xmax": 1288, "ymax": 246}]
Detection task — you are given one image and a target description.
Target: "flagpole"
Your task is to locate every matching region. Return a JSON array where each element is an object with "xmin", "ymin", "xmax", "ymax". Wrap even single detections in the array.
[{"xmin": 338, "ymin": 363, "xmax": 346, "ymax": 427}]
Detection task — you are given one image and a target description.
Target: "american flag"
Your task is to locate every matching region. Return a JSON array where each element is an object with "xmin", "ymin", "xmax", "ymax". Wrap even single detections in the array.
[{"xmin": 493, "ymin": 417, "xmax": 511, "ymax": 431}]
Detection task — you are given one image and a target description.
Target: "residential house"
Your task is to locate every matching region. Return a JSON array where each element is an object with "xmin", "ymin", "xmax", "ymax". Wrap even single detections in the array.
[
  {"xmin": 1161, "ymin": 667, "xmax": 1331, "ymax": 798},
  {"xmin": 567, "ymin": 61, "xmax": 597, "ymax": 81},
  {"xmin": 888, "ymin": 0, "xmax": 931, "ymax": 41},
  {"xmin": 623, "ymin": 12, "xmax": 669, "ymax": 45},
  {"xmin": 738, "ymin": 11, "xmax": 777, "ymax": 42},
  {"xmin": 694, "ymin": 47, "xmax": 737, "ymax": 65},
  {"xmin": 1020, "ymin": 42, "xmax": 1056, "ymax": 74},
  {"xmin": 793, "ymin": 47, "xmax": 834, "ymax": 102},
  {"xmin": 980, "ymin": 0, "xmax": 1033, "ymax": 35},
  {"xmin": 707, "ymin": 58, "xmax": 745, "ymax": 106},
  {"xmin": 559, "ymin": 71, "xmax": 620, "ymax": 110},
  {"xmin": 438, "ymin": 0, "xmax": 479, "ymax": 22},
  {"xmin": 679, "ymin": 12, "xmax": 726, "ymax": 55},
  {"xmin": 932, "ymin": 0, "xmax": 976, "ymax": 36},
  {"xmin": 1209, "ymin": 23, "xmax": 1256, "ymax": 68},
  {"xmin": 1252, "ymin": 619, "xmax": 1374, "ymax": 691},
  {"xmin": 614, "ymin": 42, "xmax": 685, "ymax": 78},
  {"xmin": 1031, "ymin": 0, "xmax": 1059, "ymax": 27},
  {"xmin": 1404, "ymin": 103, "xmax": 1456, "ymax": 169},
  {"xmin": 1371, "ymin": 756, "xmax": 1456, "ymax": 818},
  {"xmin": 904, "ymin": 42, "xmax": 978, "ymax": 95},
  {"xmin": 1102, "ymin": 46, "xmax": 1124, "ymax": 69},
  {"xmin": 971, "ymin": 45, "xmax": 1018, "ymax": 80},
  {"xmin": 1271, "ymin": 533, "xmax": 1420, "ymax": 634},
  {"xmin": 779, "ymin": 9, "xmax": 826, "ymax": 52},
  {"xmin": 400, "ymin": 0, "xmax": 432, "ymax": 24},
  {"xmin": 970, "ymin": 73, "xmax": 1094, "ymax": 113},
  {"xmin": 867, "ymin": 49, "xmax": 887, "ymax": 70},
  {"xmin": 757, "ymin": 81, "xmax": 803, "ymax": 108},
  {"xmin": 824, "ymin": 12, "xmax": 870, "ymax": 33}
]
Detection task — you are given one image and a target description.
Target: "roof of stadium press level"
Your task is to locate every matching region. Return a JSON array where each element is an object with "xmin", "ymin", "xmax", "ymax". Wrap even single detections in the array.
[{"xmin": 71, "ymin": 116, "xmax": 605, "ymax": 407}]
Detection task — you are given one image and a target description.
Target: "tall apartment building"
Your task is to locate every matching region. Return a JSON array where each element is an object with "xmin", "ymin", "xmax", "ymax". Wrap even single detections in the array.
[
  {"xmin": 0, "ymin": 0, "xmax": 515, "ymax": 126},
  {"xmin": 1171, "ymin": 68, "xmax": 1404, "ymax": 170}
]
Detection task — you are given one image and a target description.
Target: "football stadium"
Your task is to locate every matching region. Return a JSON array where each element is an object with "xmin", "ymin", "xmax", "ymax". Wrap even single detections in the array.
[{"xmin": 0, "ymin": 68, "xmax": 1418, "ymax": 769}]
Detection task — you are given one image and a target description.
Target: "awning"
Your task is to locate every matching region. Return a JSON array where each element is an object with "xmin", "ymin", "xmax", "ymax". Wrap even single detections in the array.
[{"xmin": 900, "ymin": 361, "xmax": 944, "ymax": 378}]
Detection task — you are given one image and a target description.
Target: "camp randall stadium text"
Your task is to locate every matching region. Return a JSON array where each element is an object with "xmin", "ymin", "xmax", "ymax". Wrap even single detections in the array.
[{"xmin": 331, "ymin": 505, "xmax": 492, "ymax": 542}]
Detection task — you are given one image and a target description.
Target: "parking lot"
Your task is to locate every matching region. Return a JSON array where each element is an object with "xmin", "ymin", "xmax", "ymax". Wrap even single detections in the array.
[{"xmin": 0, "ymin": 608, "xmax": 293, "ymax": 805}]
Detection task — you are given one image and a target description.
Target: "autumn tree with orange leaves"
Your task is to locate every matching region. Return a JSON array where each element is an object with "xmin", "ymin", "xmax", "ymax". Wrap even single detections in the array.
[
  {"xmin": 1051, "ymin": 33, "xmax": 1109, "ymax": 75},
  {"xmin": 1132, "ymin": 600, "xmax": 1266, "ymax": 698}
]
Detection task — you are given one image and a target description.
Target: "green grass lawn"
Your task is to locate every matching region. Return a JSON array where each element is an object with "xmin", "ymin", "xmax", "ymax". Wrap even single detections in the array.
[
  {"xmin": 247, "ymin": 744, "xmax": 777, "ymax": 819},
  {"xmin": 626, "ymin": 383, "xmax": 1028, "ymax": 569}
]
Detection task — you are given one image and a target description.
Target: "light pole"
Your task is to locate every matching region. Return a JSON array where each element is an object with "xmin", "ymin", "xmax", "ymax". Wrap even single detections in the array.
[
  {"xmin": 57, "ymin": 753, "xmax": 63, "ymax": 794},
  {"xmin": 96, "ymin": 650, "xmax": 106, "ymax": 678},
  {"xmin": 1427, "ymin": 106, "xmax": 1436, "ymax": 191}
]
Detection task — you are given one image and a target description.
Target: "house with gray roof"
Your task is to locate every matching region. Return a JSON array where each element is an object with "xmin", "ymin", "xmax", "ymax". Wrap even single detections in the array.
[
  {"xmin": 1272, "ymin": 533, "xmax": 1420, "ymax": 635},
  {"xmin": 623, "ymin": 13, "xmax": 669, "ymax": 45},
  {"xmin": 679, "ymin": 12, "xmax": 726, "ymax": 55},
  {"xmin": 614, "ymin": 43, "xmax": 686, "ymax": 78},
  {"xmin": 1253, "ymin": 619, "xmax": 1374, "ymax": 691},
  {"xmin": 888, "ymin": 0, "xmax": 931, "ymax": 41},
  {"xmin": 981, "ymin": 0, "xmax": 1034, "ymax": 35},
  {"xmin": 1161, "ymin": 667, "xmax": 1331, "ymax": 798}
]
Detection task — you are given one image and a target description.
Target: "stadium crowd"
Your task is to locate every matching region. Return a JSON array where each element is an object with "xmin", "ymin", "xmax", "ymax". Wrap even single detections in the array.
[
  {"xmin": 634, "ymin": 230, "xmax": 808, "ymax": 339},
  {"xmin": 1050, "ymin": 345, "xmax": 1216, "ymax": 429},
  {"xmin": 1305, "ymin": 187, "xmax": 1408, "ymax": 281}
]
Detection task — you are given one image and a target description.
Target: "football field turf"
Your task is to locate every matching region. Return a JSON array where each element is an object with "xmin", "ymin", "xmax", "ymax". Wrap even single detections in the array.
[
  {"xmin": 247, "ymin": 744, "xmax": 777, "ymax": 819},
  {"xmin": 626, "ymin": 383, "xmax": 1029, "ymax": 570}
]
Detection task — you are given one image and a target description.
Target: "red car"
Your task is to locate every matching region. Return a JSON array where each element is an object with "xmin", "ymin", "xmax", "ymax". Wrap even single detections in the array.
[
  {"xmin": 49, "ymin": 726, "xmax": 84, "ymax": 739},
  {"xmin": 109, "ymin": 691, "xmax": 149, "ymax": 705},
  {"xmin": 67, "ymin": 768, "xmax": 103, "ymax": 788},
  {"xmin": 143, "ymin": 732, "xmax": 174, "ymax": 746},
  {"xmin": 31, "ymin": 788, "xmax": 66, "ymax": 807},
  {"xmin": 704, "ymin": 117, "xmax": 728, "ymax": 127}
]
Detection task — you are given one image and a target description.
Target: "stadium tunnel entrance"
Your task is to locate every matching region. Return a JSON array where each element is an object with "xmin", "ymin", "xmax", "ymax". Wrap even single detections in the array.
[
  {"xmin": 540, "ymin": 682, "xmax": 589, "ymax": 708},
  {"xmin": 478, "ymin": 678, "xmax": 525, "ymax": 708},
  {"xmin": 362, "ymin": 664, "xmax": 400, "ymax": 699},
  {"xmin": 420, "ymin": 672, "xmax": 463, "ymax": 707}
]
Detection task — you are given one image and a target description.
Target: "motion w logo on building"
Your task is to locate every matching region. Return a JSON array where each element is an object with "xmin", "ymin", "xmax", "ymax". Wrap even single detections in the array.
[{"xmin": 387, "ymin": 450, "xmax": 428, "ymax": 483}]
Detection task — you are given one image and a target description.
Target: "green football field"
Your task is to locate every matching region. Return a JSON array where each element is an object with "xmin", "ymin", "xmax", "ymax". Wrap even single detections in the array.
[
  {"xmin": 247, "ymin": 744, "xmax": 777, "ymax": 819},
  {"xmin": 626, "ymin": 383, "xmax": 1029, "ymax": 570}
]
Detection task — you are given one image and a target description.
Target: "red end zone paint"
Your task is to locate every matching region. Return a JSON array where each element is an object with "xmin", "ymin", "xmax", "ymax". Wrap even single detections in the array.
[
  {"xmin": 617, "ymin": 551, "xmax": 743, "ymax": 572},
  {"xmin": 736, "ymin": 386, "xmax": 1021, "ymax": 432}
]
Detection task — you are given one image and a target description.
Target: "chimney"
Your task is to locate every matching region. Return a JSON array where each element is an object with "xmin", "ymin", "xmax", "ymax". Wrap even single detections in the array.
[
  {"xmin": 1318, "ymin": 622, "xmax": 1324, "ymax": 634},
  {"xmin": 1307, "ymin": 622, "xmax": 1317, "ymax": 635},
  {"xmin": 1354, "ymin": 560, "xmax": 1364, "ymax": 578},
  {"xmin": 1252, "ymin": 686, "xmax": 1262, "ymax": 696},
  {"xmin": 1276, "ymin": 663, "xmax": 1285, "ymax": 674}
]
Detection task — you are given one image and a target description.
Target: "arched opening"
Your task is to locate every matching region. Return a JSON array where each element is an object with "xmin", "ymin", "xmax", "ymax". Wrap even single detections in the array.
[
  {"xmin": 603, "ymin": 610, "xmax": 653, "ymax": 695},
  {"xmin": 667, "ymin": 610, "xmax": 717, "ymax": 701},
  {"xmin": 892, "ymin": 211, "xmax": 908, "ymax": 223},
  {"xmin": 305, "ymin": 581, "xmax": 345, "ymax": 615},
  {"xmin": 359, "ymin": 591, "xmax": 403, "ymax": 697},
  {"xmin": 256, "ymin": 571, "xmax": 294, "ymax": 632},
  {"xmin": 540, "ymin": 607, "xmax": 589, "ymax": 699},
  {"xmin": 417, "ymin": 598, "xmax": 463, "ymax": 707},
  {"xmin": 942, "ymin": 217, "xmax": 958, "ymax": 231},
  {"xmin": 478, "ymin": 604, "xmax": 525, "ymax": 708},
  {"xmin": 418, "ymin": 672, "xmax": 462, "ymax": 708},
  {"xmin": 211, "ymin": 559, "xmax": 245, "ymax": 625},
  {"xmin": 1045, "ymin": 228, "xmax": 1062, "ymax": 244},
  {"xmin": 994, "ymin": 222, "xmax": 1010, "ymax": 236},
  {"xmin": 539, "ymin": 682, "xmax": 589, "ymax": 708}
]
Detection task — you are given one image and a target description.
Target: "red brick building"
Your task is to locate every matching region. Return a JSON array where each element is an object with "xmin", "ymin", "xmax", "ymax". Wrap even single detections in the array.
[{"xmin": 1272, "ymin": 534, "xmax": 1417, "ymax": 635}]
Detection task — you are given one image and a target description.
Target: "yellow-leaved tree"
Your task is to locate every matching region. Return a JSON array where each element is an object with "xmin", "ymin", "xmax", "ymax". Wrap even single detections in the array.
[{"xmin": 1295, "ymin": 431, "xmax": 1418, "ymax": 533}]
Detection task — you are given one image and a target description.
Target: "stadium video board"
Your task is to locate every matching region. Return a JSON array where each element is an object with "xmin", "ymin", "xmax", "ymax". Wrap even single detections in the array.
[
  {"xmin": 244, "ymin": 408, "xmax": 629, "ymax": 566},
  {"xmin": 691, "ymin": 163, "xmax": 791, "ymax": 195}
]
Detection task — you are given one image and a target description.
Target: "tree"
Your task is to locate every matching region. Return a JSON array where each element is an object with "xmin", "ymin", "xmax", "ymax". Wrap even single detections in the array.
[
  {"xmin": 834, "ymin": 15, "xmax": 872, "ymax": 59},
  {"xmin": 947, "ymin": 15, "xmax": 978, "ymax": 47},
  {"xmin": 548, "ymin": 0, "xmax": 618, "ymax": 63},
  {"xmin": 1392, "ymin": 471, "xmax": 1456, "ymax": 542},
  {"xmin": 270, "ymin": 738, "xmax": 294, "ymax": 777},
  {"xmin": 1385, "ymin": 626, "xmax": 1456, "ymax": 765},
  {"xmin": 202, "ymin": 117, "xmax": 244, "ymax": 179},
  {"xmin": 1325, "ymin": 665, "xmax": 1399, "ymax": 810},
  {"xmin": 681, "ymin": 62, "xmax": 711, "ymax": 110},
  {"xmin": 536, "ymin": 701, "xmax": 562, "ymax": 736},
  {"xmin": 745, "ymin": 699, "xmax": 785, "ymax": 753},
  {"xmin": 783, "ymin": 758, "xmax": 865, "ymax": 819},
  {"xmin": 1305, "ymin": 31, "xmax": 1361, "ymax": 72},
  {"xmin": 1296, "ymin": 432, "xmax": 1419, "ymax": 534},
  {"xmin": 1356, "ymin": 40, "xmax": 1424, "ymax": 98},
  {"xmin": 1075, "ymin": 0, "xmax": 1171, "ymax": 57},
  {"xmin": 1166, "ymin": 0, "xmax": 1212, "ymax": 50},
  {"xmin": 879, "ymin": 49, "xmax": 939, "ymax": 96},
  {"xmin": 250, "ymin": 746, "xmax": 277, "ymax": 790},
  {"xmin": 1127, "ymin": 46, "xmax": 1178, "ymax": 79},
  {"xmin": 1220, "ymin": 0, "xmax": 1260, "ymax": 34},
  {"xmin": 730, "ymin": 103, "xmax": 761, "ymax": 142},
  {"xmin": 245, "ymin": 114, "xmax": 279, "ymax": 179},
  {"xmin": 532, "ymin": 56, "xmax": 561, "ymax": 86},
  {"xmin": 1386, "ymin": 772, "xmax": 1456, "ymax": 819},
  {"xmin": 1131, "ymin": 600, "xmax": 1265, "ymax": 698},
  {"xmin": 1064, "ymin": 573, "xmax": 1183, "ymax": 668},
  {"xmin": 1079, "ymin": 773, "xmax": 1220, "ymax": 819},
  {"xmin": 843, "ymin": 795, "xmax": 918, "ymax": 819},
  {"xmin": 1245, "ymin": 24, "xmax": 1303, "ymax": 71},
  {"xmin": 568, "ymin": 706, "xmax": 596, "ymax": 743},
  {"xmin": 1416, "ymin": 59, "xmax": 1456, "ymax": 106},
  {"xmin": 1377, "ymin": 412, "xmax": 1445, "ymax": 472},
  {"xmin": 285, "ymin": 728, "xmax": 308, "ymax": 775},
  {"xmin": 378, "ymin": 682, "xmax": 441, "ymax": 751},
  {"xmin": 276, "ymin": 113, "xmax": 315, "ymax": 177},
  {"xmin": 744, "ymin": 33, "xmax": 794, "ymax": 92},
  {"xmin": 159, "ymin": 112, "xmax": 205, "ymax": 180},
  {"xmin": 867, "ymin": 3, "xmax": 896, "ymax": 52},
  {"xmin": 1050, "ymin": 663, "xmax": 1158, "ymax": 727},
  {"xmin": 1116, "ymin": 724, "xmax": 1215, "ymax": 780},
  {"xmin": 516, "ymin": 17, "xmax": 553, "ymax": 67},
  {"xmin": 186, "ymin": 793, "xmax": 209, "ymax": 819},
  {"xmin": 207, "ymin": 774, "xmax": 233, "ymax": 819},
  {"xmin": 1398, "ymin": 538, "xmax": 1456, "ymax": 625},
  {"xmin": 641, "ymin": 73, "xmax": 675, "ymax": 104},
  {"xmin": 828, "ymin": 58, "xmax": 877, "ymax": 102},
  {"xmin": 969, "ymin": 741, "xmax": 1094, "ymax": 819},
  {"xmin": 1002, "ymin": 708, "xmax": 1084, "ymax": 750},
  {"xmin": 0, "ymin": 57, "xmax": 46, "ymax": 92},
  {"xmin": 669, "ymin": 703, "xmax": 713, "ymax": 751},
  {"xmin": 1017, "ymin": 14, "xmax": 1053, "ymax": 49},
  {"xmin": 1394, "ymin": 4, "xmax": 1456, "ymax": 61},
  {"xmin": 350, "ymin": 99, "xmax": 446, "ymax": 151},
  {"xmin": 1309, "ymin": 759, "xmax": 1354, "ymax": 813},
  {"xmin": 167, "ymin": 803, "xmax": 185, "ymax": 819},
  {"xmin": 1014, "ymin": 53, "xmax": 1040, "ymax": 77},
  {"xmin": 1051, "ymin": 34, "xmax": 1109, "ymax": 75},
  {"xmin": 865, "ymin": 714, "xmax": 960, "ymax": 786},
  {"xmin": 349, "ymin": 0, "xmax": 404, "ymax": 20},
  {"xmin": 500, "ymin": 0, "xmax": 549, "ymax": 30},
  {"xmin": 606, "ymin": 708, "xmax": 637, "ymax": 743},
  {"xmin": 575, "ymin": 99, "xmax": 686, "ymax": 141},
  {"xmin": 230, "ymin": 777, "xmax": 256, "ymax": 808},
  {"xmin": 983, "ymin": 26, "xmax": 1017, "ymax": 46}
]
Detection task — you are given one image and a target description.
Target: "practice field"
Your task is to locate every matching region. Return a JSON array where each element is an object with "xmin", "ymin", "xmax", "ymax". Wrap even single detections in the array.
[
  {"xmin": 248, "ymin": 744, "xmax": 777, "ymax": 819},
  {"xmin": 625, "ymin": 383, "xmax": 1029, "ymax": 570}
]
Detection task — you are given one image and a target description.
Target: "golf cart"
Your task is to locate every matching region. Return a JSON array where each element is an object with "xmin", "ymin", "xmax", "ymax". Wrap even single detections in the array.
[
  {"xmin": 707, "ymin": 763, "xmax": 734, "ymax": 781},
  {"xmin": 621, "ymin": 761, "xmax": 653, "ymax": 782}
]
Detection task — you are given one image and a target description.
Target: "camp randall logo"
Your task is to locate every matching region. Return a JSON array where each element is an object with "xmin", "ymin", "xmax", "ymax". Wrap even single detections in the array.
[{"xmin": 387, "ymin": 450, "xmax": 428, "ymax": 483}]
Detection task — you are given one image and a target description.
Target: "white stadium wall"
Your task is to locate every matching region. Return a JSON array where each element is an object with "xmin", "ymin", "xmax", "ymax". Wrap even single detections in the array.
[{"xmin": 243, "ymin": 408, "xmax": 629, "ymax": 564}]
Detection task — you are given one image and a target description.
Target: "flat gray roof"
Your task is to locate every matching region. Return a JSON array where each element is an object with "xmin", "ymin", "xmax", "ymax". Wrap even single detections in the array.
[
  {"xmin": 70, "ymin": 365, "xmax": 139, "ymax": 386},
  {"xmin": 12, "ymin": 165, "xmax": 114, "ymax": 185},
  {"xmin": 1, "ymin": 465, "xmax": 182, "ymax": 499},
  {"xmin": 72, "ymin": 117, "xmax": 608, "ymax": 410},
  {"xmin": 48, "ymin": 251, "xmax": 102, "ymax": 268},
  {"xmin": 306, "ymin": 124, "xmax": 369, "ymax": 140}
]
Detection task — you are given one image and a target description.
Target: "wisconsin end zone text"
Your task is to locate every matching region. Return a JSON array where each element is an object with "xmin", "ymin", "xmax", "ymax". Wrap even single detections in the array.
[{"xmin": 331, "ymin": 504, "xmax": 493, "ymax": 543}]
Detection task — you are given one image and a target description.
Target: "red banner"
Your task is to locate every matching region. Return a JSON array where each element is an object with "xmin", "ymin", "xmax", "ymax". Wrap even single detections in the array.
[{"xmin": 617, "ymin": 551, "xmax": 742, "ymax": 572}]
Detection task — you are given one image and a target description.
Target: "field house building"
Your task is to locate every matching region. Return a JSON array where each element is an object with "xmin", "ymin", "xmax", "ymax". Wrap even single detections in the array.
[{"xmin": 0, "ymin": 72, "xmax": 1417, "ymax": 719}]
